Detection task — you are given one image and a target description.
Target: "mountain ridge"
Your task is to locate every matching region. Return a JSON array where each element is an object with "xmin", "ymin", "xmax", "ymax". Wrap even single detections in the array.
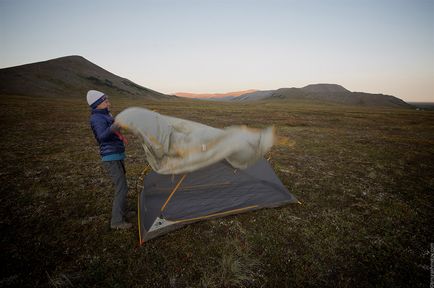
[
  {"xmin": 228, "ymin": 84, "xmax": 412, "ymax": 108},
  {"xmin": 0, "ymin": 55, "xmax": 175, "ymax": 100},
  {"xmin": 174, "ymin": 89, "xmax": 258, "ymax": 99},
  {"xmin": 0, "ymin": 56, "xmax": 412, "ymax": 108}
]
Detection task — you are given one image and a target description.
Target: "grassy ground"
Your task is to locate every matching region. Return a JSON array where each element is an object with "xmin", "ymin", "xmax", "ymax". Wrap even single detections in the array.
[{"xmin": 1, "ymin": 95, "xmax": 433, "ymax": 287}]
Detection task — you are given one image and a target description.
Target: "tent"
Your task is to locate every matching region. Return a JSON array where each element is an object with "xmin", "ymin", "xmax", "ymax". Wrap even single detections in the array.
[
  {"xmin": 137, "ymin": 158, "xmax": 298, "ymax": 243},
  {"xmin": 116, "ymin": 107, "xmax": 298, "ymax": 242}
]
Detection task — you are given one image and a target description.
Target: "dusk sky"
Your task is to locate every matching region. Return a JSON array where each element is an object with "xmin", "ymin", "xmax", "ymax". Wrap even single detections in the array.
[{"xmin": 1, "ymin": 0, "xmax": 433, "ymax": 101}]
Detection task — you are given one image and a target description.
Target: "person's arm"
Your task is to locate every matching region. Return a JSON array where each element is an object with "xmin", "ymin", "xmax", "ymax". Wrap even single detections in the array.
[{"xmin": 92, "ymin": 119, "xmax": 118, "ymax": 142}]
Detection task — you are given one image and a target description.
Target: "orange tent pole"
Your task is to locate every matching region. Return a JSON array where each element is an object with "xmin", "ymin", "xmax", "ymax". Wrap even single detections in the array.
[{"xmin": 161, "ymin": 174, "xmax": 187, "ymax": 212}]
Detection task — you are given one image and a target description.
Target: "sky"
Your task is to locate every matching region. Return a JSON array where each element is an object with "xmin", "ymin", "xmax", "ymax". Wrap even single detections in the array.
[{"xmin": 1, "ymin": 0, "xmax": 433, "ymax": 101}]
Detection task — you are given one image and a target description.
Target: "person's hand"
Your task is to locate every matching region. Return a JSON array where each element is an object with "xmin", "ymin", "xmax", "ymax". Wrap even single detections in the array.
[{"xmin": 110, "ymin": 121, "xmax": 121, "ymax": 132}]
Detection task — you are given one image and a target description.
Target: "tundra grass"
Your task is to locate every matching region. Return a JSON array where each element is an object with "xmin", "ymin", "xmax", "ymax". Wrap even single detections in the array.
[{"xmin": 0, "ymin": 95, "xmax": 433, "ymax": 287}]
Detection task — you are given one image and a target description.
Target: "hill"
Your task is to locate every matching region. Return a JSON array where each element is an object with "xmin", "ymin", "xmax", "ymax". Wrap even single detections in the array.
[
  {"xmin": 0, "ymin": 55, "xmax": 175, "ymax": 100},
  {"xmin": 233, "ymin": 84, "xmax": 412, "ymax": 108}
]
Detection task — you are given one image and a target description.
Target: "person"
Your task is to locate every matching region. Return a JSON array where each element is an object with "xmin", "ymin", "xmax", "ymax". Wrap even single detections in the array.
[{"xmin": 87, "ymin": 90, "xmax": 132, "ymax": 229}]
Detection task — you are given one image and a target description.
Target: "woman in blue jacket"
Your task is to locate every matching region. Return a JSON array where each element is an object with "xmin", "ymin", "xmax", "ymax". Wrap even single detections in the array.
[{"xmin": 87, "ymin": 90, "xmax": 132, "ymax": 229}]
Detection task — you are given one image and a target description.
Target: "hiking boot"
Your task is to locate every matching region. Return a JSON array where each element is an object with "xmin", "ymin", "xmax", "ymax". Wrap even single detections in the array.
[{"xmin": 110, "ymin": 221, "xmax": 132, "ymax": 230}]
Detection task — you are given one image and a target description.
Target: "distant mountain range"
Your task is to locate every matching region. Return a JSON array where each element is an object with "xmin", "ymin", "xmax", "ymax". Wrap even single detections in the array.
[
  {"xmin": 0, "ymin": 55, "xmax": 174, "ymax": 100},
  {"xmin": 175, "ymin": 89, "xmax": 258, "ymax": 99},
  {"xmin": 185, "ymin": 84, "xmax": 412, "ymax": 108},
  {"xmin": 0, "ymin": 55, "xmax": 412, "ymax": 108}
]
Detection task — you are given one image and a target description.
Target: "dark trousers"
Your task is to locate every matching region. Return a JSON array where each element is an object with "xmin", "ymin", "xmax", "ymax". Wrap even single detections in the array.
[{"xmin": 103, "ymin": 160, "xmax": 128, "ymax": 225}]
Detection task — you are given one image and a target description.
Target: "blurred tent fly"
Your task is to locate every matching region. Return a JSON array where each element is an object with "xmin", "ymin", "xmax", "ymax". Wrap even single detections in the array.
[{"xmin": 116, "ymin": 107, "xmax": 298, "ymax": 243}]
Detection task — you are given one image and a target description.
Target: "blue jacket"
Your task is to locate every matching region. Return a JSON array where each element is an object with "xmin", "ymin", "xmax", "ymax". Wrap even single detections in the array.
[{"xmin": 90, "ymin": 108, "xmax": 125, "ymax": 157}]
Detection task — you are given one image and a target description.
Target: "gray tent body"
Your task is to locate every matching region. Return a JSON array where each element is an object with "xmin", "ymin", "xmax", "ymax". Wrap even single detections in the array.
[{"xmin": 138, "ymin": 159, "xmax": 298, "ymax": 243}]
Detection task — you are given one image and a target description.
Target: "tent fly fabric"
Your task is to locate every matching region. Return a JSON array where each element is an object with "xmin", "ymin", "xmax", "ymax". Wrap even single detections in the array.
[
  {"xmin": 116, "ymin": 107, "xmax": 275, "ymax": 175},
  {"xmin": 138, "ymin": 159, "xmax": 298, "ymax": 243}
]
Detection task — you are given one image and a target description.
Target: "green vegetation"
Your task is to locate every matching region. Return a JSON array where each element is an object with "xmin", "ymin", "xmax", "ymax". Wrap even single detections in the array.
[
  {"xmin": 1, "ymin": 95, "xmax": 433, "ymax": 287},
  {"xmin": 85, "ymin": 76, "xmax": 111, "ymax": 87}
]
